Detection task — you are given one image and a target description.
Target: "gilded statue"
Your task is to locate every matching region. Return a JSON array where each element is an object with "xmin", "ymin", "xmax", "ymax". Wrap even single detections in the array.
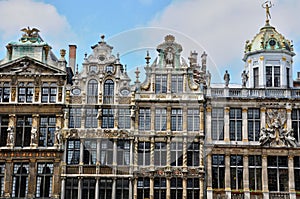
[
  {"xmin": 20, "ymin": 27, "xmax": 40, "ymax": 37},
  {"xmin": 262, "ymin": 1, "xmax": 273, "ymax": 21}
]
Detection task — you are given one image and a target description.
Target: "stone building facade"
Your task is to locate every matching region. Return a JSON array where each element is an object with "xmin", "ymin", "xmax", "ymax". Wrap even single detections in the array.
[
  {"xmin": 205, "ymin": 15, "xmax": 300, "ymax": 199},
  {"xmin": 1, "ymin": 5, "xmax": 300, "ymax": 199}
]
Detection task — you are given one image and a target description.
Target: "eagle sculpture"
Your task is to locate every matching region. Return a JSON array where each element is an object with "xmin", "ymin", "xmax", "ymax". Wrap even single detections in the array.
[{"xmin": 20, "ymin": 27, "xmax": 40, "ymax": 37}]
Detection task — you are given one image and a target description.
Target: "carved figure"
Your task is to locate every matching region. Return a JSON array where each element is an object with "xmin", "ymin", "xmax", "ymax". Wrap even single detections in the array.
[
  {"xmin": 241, "ymin": 70, "xmax": 248, "ymax": 87},
  {"xmin": 7, "ymin": 126, "xmax": 14, "ymax": 145},
  {"xmin": 31, "ymin": 127, "xmax": 38, "ymax": 144},
  {"xmin": 20, "ymin": 27, "xmax": 40, "ymax": 37},
  {"xmin": 206, "ymin": 70, "xmax": 211, "ymax": 87},
  {"xmin": 55, "ymin": 126, "xmax": 62, "ymax": 145},
  {"xmin": 224, "ymin": 70, "xmax": 230, "ymax": 87},
  {"xmin": 165, "ymin": 48, "xmax": 174, "ymax": 65},
  {"xmin": 283, "ymin": 129, "xmax": 298, "ymax": 147}
]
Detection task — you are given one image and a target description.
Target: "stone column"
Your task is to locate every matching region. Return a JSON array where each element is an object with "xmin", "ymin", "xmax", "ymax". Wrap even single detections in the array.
[
  {"xmin": 200, "ymin": 106, "xmax": 205, "ymax": 135},
  {"xmin": 151, "ymin": 106, "xmax": 155, "ymax": 131},
  {"xmin": 130, "ymin": 139, "xmax": 134, "ymax": 174},
  {"xmin": 206, "ymin": 106, "xmax": 212, "ymax": 142},
  {"xmin": 95, "ymin": 177, "xmax": 99, "ymax": 199},
  {"xmin": 150, "ymin": 137, "xmax": 155, "ymax": 170},
  {"xmin": 287, "ymin": 107, "xmax": 292, "ymax": 130},
  {"xmin": 183, "ymin": 106, "xmax": 187, "ymax": 131},
  {"xmin": 182, "ymin": 138, "xmax": 187, "ymax": 168},
  {"xmin": 261, "ymin": 107, "xmax": 266, "ymax": 129},
  {"xmin": 182, "ymin": 177, "xmax": 187, "ymax": 199},
  {"xmin": 167, "ymin": 137, "xmax": 171, "ymax": 167},
  {"xmin": 166, "ymin": 177, "xmax": 170, "ymax": 199},
  {"xmin": 167, "ymin": 106, "xmax": 171, "ymax": 131},
  {"xmin": 78, "ymin": 177, "xmax": 82, "ymax": 199},
  {"xmin": 200, "ymin": 176, "xmax": 204, "ymax": 199},
  {"xmin": 60, "ymin": 177, "xmax": 66, "ymax": 199},
  {"xmin": 262, "ymin": 154, "xmax": 269, "ymax": 199},
  {"xmin": 27, "ymin": 159, "xmax": 37, "ymax": 198},
  {"xmin": 133, "ymin": 177, "xmax": 138, "ymax": 199},
  {"xmin": 134, "ymin": 138, "xmax": 138, "ymax": 171},
  {"xmin": 150, "ymin": 176, "xmax": 154, "ymax": 199},
  {"xmin": 206, "ymin": 153, "xmax": 213, "ymax": 198},
  {"xmin": 97, "ymin": 139, "xmax": 101, "ymax": 164},
  {"xmin": 4, "ymin": 160, "xmax": 12, "ymax": 198},
  {"xmin": 289, "ymin": 155, "xmax": 296, "ymax": 199},
  {"xmin": 243, "ymin": 154, "xmax": 250, "ymax": 199},
  {"xmin": 81, "ymin": 107, "xmax": 85, "ymax": 128},
  {"xmin": 224, "ymin": 107, "xmax": 230, "ymax": 142},
  {"xmin": 129, "ymin": 178, "xmax": 133, "ymax": 199},
  {"xmin": 225, "ymin": 153, "xmax": 231, "ymax": 199},
  {"xmin": 112, "ymin": 178, "xmax": 116, "ymax": 199},
  {"xmin": 79, "ymin": 141, "xmax": 84, "ymax": 174},
  {"xmin": 113, "ymin": 140, "xmax": 117, "ymax": 173},
  {"xmin": 242, "ymin": 107, "xmax": 248, "ymax": 142},
  {"xmin": 53, "ymin": 159, "xmax": 62, "ymax": 198}
]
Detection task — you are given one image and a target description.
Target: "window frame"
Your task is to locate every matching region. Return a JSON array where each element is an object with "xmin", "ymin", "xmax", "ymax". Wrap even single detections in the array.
[
  {"xmin": 39, "ymin": 115, "xmax": 56, "ymax": 147},
  {"xmin": 103, "ymin": 79, "xmax": 114, "ymax": 104},
  {"xmin": 155, "ymin": 74, "xmax": 167, "ymax": 94},
  {"xmin": 171, "ymin": 108, "xmax": 182, "ymax": 131},
  {"xmin": 87, "ymin": 79, "xmax": 98, "ymax": 104},
  {"xmin": 15, "ymin": 115, "xmax": 32, "ymax": 147},
  {"xmin": 248, "ymin": 108, "xmax": 260, "ymax": 141},
  {"xmin": 229, "ymin": 108, "xmax": 242, "ymax": 141},
  {"xmin": 36, "ymin": 162, "xmax": 53, "ymax": 198},
  {"xmin": 67, "ymin": 140, "xmax": 80, "ymax": 165}
]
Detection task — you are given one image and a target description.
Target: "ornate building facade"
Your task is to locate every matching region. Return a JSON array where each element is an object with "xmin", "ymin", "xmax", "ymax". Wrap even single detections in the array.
[
  {"xmin": 1, "ymin": 4, "xmax": 300, "ymax": 199},
  {"xmin": 205, "ymin": 6, "xmax": 300, "ymax": 199}
]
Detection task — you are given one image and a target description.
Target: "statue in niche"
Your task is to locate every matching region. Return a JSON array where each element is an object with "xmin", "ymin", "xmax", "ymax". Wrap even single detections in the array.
[
  {"xmin": 206, "ymin": 70, "xmax": 211, "ymax": 87},
  {"xmin": 241, "ymin": 70, "xmax": 249, "ymax": 87},
  {"xmin": 7, "ymin": 126, "xmax": 14, "ymax": 146},
  {"xmin": 55, "ymin": 126, "xmax": 62, "ymax": 145},
  {"xmin": 165, "ymin": 48, "xmax": 174, "ymax": 65},
  {"xmin": 31, "ymin": 127, "xmax": 38, "ymax": 145}
]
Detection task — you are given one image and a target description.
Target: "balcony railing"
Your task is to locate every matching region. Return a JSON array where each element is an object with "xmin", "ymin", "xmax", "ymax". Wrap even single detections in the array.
[
  {"xmin": 269, "ymin": 192, "xmax": 290, "ymax": 199},
  {"xmin": 207, "ymin": 88, "xmax": 300, "ymax": 98}
]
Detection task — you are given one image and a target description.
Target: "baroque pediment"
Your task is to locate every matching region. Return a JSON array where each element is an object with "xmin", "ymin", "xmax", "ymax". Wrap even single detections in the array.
[{"xmin": 0, "ymin": 56, "xmax": 66, "ymax": 76}]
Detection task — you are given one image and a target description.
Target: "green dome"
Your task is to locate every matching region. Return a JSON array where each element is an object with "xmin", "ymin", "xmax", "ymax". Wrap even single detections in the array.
[{"xmin": 244, "ymin": 20, "xmax": 294, "ymax": 56}]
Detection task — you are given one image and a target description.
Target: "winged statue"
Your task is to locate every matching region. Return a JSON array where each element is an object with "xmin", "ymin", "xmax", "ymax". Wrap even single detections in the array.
[{"xmin": 20, "ymin": 27, "xmax": 40, "ymax": 37}]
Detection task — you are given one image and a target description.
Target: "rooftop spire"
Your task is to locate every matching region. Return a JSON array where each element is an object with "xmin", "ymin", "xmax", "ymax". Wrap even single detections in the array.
[{"xmin": 262, "ymin": 1, "xmax": 273, "ymax": 23}]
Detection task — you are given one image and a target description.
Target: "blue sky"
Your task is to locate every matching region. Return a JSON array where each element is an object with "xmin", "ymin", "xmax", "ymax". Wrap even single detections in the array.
[{"xmin": 0, "ymin": 0, "xmax": 300, "ymax": 83}]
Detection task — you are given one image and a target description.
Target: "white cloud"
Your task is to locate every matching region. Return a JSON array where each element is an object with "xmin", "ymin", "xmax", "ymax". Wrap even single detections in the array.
[
  {"xmin": 147, "ymin": 0, "xmax": 300, "ymax": 83},
  {"xmin": 0, "ymin": 0, "xmax": 75, "ymax": 56}
]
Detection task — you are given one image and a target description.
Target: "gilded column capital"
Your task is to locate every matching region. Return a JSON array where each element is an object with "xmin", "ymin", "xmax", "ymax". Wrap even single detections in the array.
[
  {"xmin": 224, "ymin": 107, "xmax": 230, "ymax": 113},
  {"xmin": 261, "ymin": 107, "xmax": 266, "ymax": 112},
  {"xmin": 206, "ymin": 106, "xmax": 212, "ymax": 113}
]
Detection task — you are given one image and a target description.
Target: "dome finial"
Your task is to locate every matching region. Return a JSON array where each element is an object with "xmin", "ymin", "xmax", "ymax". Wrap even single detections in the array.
[{"xmin": 262, "ymin": 1, "xmax": 273, "ymax": 23}]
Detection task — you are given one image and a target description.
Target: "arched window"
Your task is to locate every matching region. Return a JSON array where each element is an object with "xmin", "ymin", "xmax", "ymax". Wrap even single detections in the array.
[
  {"xmin": 12, "ymin": 163, "xmax": 29, "ymax": 198},
  {"xmin": 103, "ymin": 79, "xmax": 114, "ymax": 104},
  {"xmin": 36, "ymin": 163, "xmax": 53, "ymax": 198},
  {"xmin": 87, "ymin": 79, "xmax": 98, "ymax": 104}
]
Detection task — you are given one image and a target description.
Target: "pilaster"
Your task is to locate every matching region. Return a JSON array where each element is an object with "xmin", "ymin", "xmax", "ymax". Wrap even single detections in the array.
[
  {"xmin": 242, "ymin": 107, "xmax": 248, "ymax": 142},
  {"xmin": 224, "ymin": 107, "xmax": 230, "ymax": 142}
]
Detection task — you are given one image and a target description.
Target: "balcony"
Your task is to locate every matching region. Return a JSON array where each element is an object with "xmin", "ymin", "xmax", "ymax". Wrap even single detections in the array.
[{"xmin": 207, "ymin": 87, "xmax": 300, "ymax": 99}]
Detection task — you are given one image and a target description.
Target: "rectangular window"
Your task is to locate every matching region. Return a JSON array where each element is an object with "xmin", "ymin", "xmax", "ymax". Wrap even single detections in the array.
[
  {"xmin": 249, "ymin": 155, "xmax": 262, "ymax": 191},
  {"xmin": 292, "ymin": 109, "xmax": 300, "ymax": 142},
  {"xmin": 154, "ymin": 178, "xmax": 166, "ymax": 199},
  {"xmin": 85, "ymin": 108, "xmax": 98, "ymax": 128},
  {"xmin": 42, "ymin": 83, "xmax": 57, "ymax": 103},
  {"xmin": 212, "ymin": 155, "xmax": 225, "ymax": 189},
  {"xmin": 229, "ymin": 108, "xmax": 242, "ymax": 141},
  {"xmin": 39, "ymin": 116, "xmax": 56, "ymax": 147},
  {"xmin": 294, "ymin": 157, "xmax": 300, "ymax": 191},
  {"xmin": 0, "ymin": 82, "xmax": 10, "ymax": 102},
  {"xmin": 100, "ymin": 139, "xmax": 113, "ymax": 166},
  {"xmin": 138, "ymin": 142, "xmax": 150, "ymax": 166},
  {"xmin": 267, "ymin": 156, "xmax": 288, "ymax": 191},
  {"xmin": 116, "ymin": 178, "xmax": 129, "ymax": 199},
  {"xmin": 102, "ymin": 108, "xmax": 114, "ymax": 128},
  {"xmin": 253, "ymin": 67, "xmax": 259, "ymax": 88},
  {"xmin": 154, "ymin": 142, "xmax": 167, "ymax": 166},
  {"xmin": 118, "ymin": 108, "xmax": 131, "ymax": 129},
  {"xmin": 69, "ymin": 108, "xmax": 82, "ymax": 128},
  {"xmin": 171, "ymin": 75, "xmax": 183, "ymax": 93},
  {"xmin": 82, "ymin": 178, "xmax": 95, "ymax": 199},
  {"xmin": 187, "ymin": 142, "xmax": 199, "ymax": 166},
  {"xmin": 67, "ymin": 140, "xmax": 80, "ymax": 165},
  {"xmin": 170, "ymin": 141, "xmax": 183, "ymax": 166},
  {"xmin": 83, "ymin": 140, "xmax": 97, "ymax": 165},
  {"xmin": 65, "ymin": 178, "xmax": 78, "ymax": 199},
  {"xmin": 155, "ymin": 74, "xmax": 167, "ymax": 94},
  {"xmin": 171, "ymin": 109, "xmax": 182, "ymax": 131},
  {"xmin": 170, "ymin": 178, "xmax": 182, "ymax": 199},
  {"xmin": 18, "ymin": 84, "xmax": 33, "ymax": 103},
  {"xmin": 15, "ymin": 115, "xmax": 32, "ymax": 147},
  {"xmin": 212, "ymin": 108, "xmax": 224, "ymax": 140},
  {"xmin": 266, "ymin": 66, "xmax": 280, "ymax": 87},
  {"xmin": 187, "ymin": 108, "xmax": 199, "ymax": 131},
  {"xmin": 230, "ymin": 155, "xmax": 243, "ymax": 190},
  {"xmin": 0, "ymin": 115, "xmax": 9, "ymax": 146},
  {"xmin": 137, "ymin": 177, "xmax": 150, "ymax": 199},
  {"xmin": 187, "ymin": 178, "xmax": 200, "ymax": 199},
  {"xmin": 12, "ymin": 163, "xmax": 29, "ymax": 198},
  {"xmin": 139, "ymin": 108, "xmax": 151, "ymax": 131},
  {"xmin": 117, "ymin": 140, "xmax": 130, "ymax": 165},
  {"xmin": 99, "ymin": 178, "xmax": 112, "ymax": 199},
  {"xmin": 155, "ymin": 108, "xmax": 166, "ymax": 131},
  {"xmin": 248, "ymin": 108, "xmax": 260, "ymax": 141},
  {"xmin": 36, "ymin": 163, "xmax": 53, "ymax": 198},
  {"xmin": 0, "ymin": 164, "xmax": 5, "ymax": 196}
]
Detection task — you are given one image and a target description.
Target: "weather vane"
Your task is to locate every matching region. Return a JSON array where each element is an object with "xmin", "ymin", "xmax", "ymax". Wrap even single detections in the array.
[{"xmin": 262, "ymin": 1, "xmax": 274, "ymax": 22}]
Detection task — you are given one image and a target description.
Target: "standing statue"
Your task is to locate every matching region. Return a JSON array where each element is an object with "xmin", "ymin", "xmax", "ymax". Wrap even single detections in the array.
[
  {"xmin": 7, "ymin": 126, "xmax": 14, "ymax": 146},
  {"xmin": 55, "ymin": 126, "xmax": 62, "ymax": 145},
  {"xmin": 206, "ymin": 70, "xmax": 211, "ymax": 87},
  {"xmin": 31, "ymin": 127, "xmax": 38, "ymax": 145},
  {"xmin": 224, "ymin": 70, "xmax": 230, "ymax": 87},
  {"xmin": 241, "ymin": 70, "xmax": 249, "ymax": 87},
  {"xmin": 165, "ymin": 48, "xmax": 174, "ymax": 65},
  {"xmin": 262, "ymin": 1, "xmax": 273, "ymax": 21}
]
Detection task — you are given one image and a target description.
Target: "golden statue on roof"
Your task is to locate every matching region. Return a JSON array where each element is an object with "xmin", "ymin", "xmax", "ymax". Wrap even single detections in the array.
[
  {"xmin": 20, "ymin": 27, "xmax": 40, "ymax": 37},
  {"xmin": 262, "ymin": 1, "xmax": 273, "ymax": 21}
]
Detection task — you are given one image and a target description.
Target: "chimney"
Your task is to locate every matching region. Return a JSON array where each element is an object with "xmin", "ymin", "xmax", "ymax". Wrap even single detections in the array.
[{"xmin": 69, "ymin": 45, "xmax": 77, "ymax": 73}]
